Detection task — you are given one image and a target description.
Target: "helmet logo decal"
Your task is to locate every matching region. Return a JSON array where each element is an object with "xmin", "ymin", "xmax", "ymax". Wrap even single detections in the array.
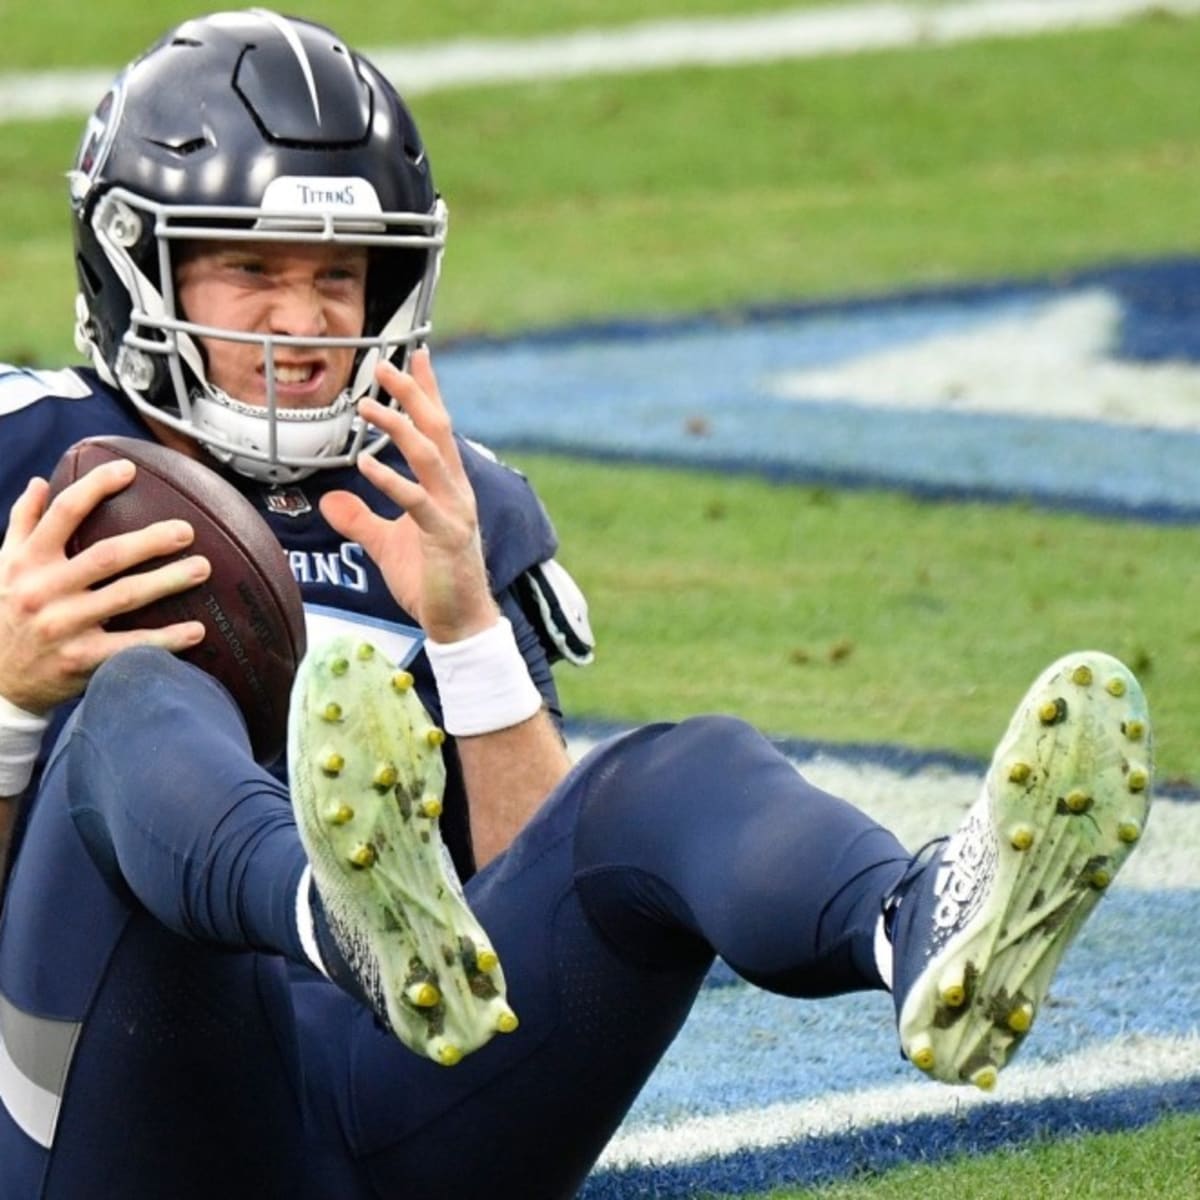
[
  {"xmin": 70, "ymin": 77, "xmax": 125, "ymax": 205},
  {"xmin": 260, "ymin": 176, "xmax": 383, "ymax": 215}
]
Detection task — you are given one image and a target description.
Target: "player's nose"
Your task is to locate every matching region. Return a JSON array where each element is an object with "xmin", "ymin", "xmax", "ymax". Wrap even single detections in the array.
[{"xmin": 269, "ymin": 283, "xmax": 328, "ymax": 339}]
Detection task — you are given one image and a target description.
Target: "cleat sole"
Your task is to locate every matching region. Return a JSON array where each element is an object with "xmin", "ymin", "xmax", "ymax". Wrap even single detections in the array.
[
  {"xmin": 290, "ymin": 636, "xmax": 516, "ymax": 1066},
  {"xmin": 896, "ymin": 651, "xmax": 1151, "ymax": 1086}
]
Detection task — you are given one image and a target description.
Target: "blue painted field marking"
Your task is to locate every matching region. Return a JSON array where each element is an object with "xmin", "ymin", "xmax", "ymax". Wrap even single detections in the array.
[{"xmin": 438, "ymin": 258, "xmax": 1200, "ymax": 522}]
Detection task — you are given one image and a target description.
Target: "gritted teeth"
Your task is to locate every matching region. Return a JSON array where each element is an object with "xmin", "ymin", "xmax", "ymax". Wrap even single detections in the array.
[{"xmin": 270, "ymin": 362, "xmax": 320, "ymax": 384}]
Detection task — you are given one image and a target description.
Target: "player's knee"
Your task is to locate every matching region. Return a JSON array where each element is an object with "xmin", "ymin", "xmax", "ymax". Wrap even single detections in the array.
[
  {"xmin": 670, "ymin": 713, "xmax": 769, "ymax": 770},
  {"xmin": 86, "ymin": 646, "xmax": 195, "ymax": 710},
  {"xmin": 84, "ymin": 646, "xmax": 241, "ymax": 733}
]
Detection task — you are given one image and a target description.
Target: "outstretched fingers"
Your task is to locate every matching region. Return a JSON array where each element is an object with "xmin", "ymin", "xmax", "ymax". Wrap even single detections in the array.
[
  {"xmin": 319, "ymin": 350, "xmax": 496, "ymax": 641},
  {"xmin": 358, "ymin": 357, "xmax": 478, "ymax": 535}
]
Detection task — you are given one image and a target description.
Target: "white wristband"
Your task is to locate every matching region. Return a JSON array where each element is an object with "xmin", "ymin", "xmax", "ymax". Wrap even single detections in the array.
[
  {"xmin": 424, "ymin": 617, "xmax": 543, "ymax": 737},
  {"xmin": 0, "ymin": 693, "xmax": 49, "ymax": 797}
]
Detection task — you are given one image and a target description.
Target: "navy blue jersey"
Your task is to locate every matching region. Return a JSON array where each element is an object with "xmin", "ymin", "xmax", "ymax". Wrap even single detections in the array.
[{"xmin": 0, "ymin": 364, "xmax": 572, "ymax": 876}]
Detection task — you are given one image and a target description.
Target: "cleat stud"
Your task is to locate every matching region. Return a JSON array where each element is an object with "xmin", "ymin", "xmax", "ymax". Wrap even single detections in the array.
[
  {"xmin": 321, "ymin": 702, "xmax": 343, "ymax": 723},
  {"xmin": 1118, "ymin": 820, "xmax": 1142, "ymax": 844},
  {"xmin": 907, "ymin": 1033, "xmax": 935, "ymax": 1072},
  {"xmin": 405, "ymin": 982, "xmax": 441, "ymax": 1009},
  {"xmin": 391, "ymin": 670, "xmax": 414, "ymax": 693},
  {"xmin": 329, "ymin": 656, "xmax": 350, "ymax": 677},
  {"xmin": 1007, "ymin": 1002, "xmax": 1034, "ymax": 1033},
  {"xmin": 1065, "ymin": 789, "xmax": 1092, "ymax": 814},
  {"xmin": 1008, "ymin": 762, "xmax": 1032, "ymax": 784},
  {"xmin": 1123, "ymin": 720, "xmax": 1145, "ymax": 742},
  {"xmin": 1038, "ymin": 698, "xmax": 1067, "ymax": 726},
  {"xmin": 1106, "ymin": 676, "xmax": 1127, "ymax": 697},
  {"xmin": 373, "ymin": 763, "xmax": 398, "ymax": 790},
  {"xmin": 1071, "ymin": 665, "xmax": 1094, "ymax": 687},
  {"xmin": 418, "ymin": 797, "xmax": 443, "ymax": 819},
  {"xmin": 971, "ymin": 1066, "xmax": 998, "ymax": 1092},
  {"xmin": 348, "ymin": 843, "xmax": 377, "ymax": 869},
  {"xmin": 476, "ymin": 949, "xmax": 500, "ymax": 973},
  {"xmin": 496, "ymin": 1009, "xmax": 519, "ymax": 1034},
  {"xmin": 321, "ymin": 752, "xmax": 346, "ymax": 777},
  {"xmin": 356, "ymin": 643, "xmax": 376, "ymax": 661},
  {"xmin": 1090, "ymin": 867, "xmax": 1113, "ymax": 890},
  {"xmin": 940, "ymin": 982, "xmax": 966, "ymax": 1008},
  {"xmin": 426, "ymin": 727, "xmax": 446, "ymax": 748},
  {"xmin": 325, "ymin": 802, "xmax": 354, "ymax": 826},
  {"xmin": 1127, "ymin": 767, "xmax": 1149, "ymax": 794},
  {"xmin": 1010, "ymin": 825, "xmax": 1035, "ymax": 851},
  {"xmin": 433, "ymin": 1041, "xmax": 463, "ymax": 1067}
]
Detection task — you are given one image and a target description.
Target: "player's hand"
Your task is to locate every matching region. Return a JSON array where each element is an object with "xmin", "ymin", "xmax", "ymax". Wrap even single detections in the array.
[
  {"xmin": 0, "ymin": 462, "xmax": 210, "ymax": 714},
  {"xmin": 319, "ymin": 348, "xmax": 499, "ymax": 643}
]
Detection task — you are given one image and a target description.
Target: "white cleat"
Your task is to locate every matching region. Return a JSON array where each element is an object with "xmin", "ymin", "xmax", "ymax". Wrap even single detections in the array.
[
  {"xmin": 289, "ymin": 637, "xmax": 519, "ymax": 1066},
  {"xmin": 885, "ymin": 651, "xmax": 1151, "ymax": 1087}
]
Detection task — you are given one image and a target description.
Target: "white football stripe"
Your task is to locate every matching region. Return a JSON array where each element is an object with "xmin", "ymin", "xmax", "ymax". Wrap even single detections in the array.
[
  {"xmin": 598, "ymin": 1033, "xmax": 1200, "ymax": 1168},
  {"xmin": 5, "ymin": 1, "xmax": 1200, "ymax": 122}
]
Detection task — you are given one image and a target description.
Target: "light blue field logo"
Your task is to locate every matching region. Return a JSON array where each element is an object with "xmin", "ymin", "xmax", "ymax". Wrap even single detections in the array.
[
  {"xmin": 440, "ymin": 260, "xmax": 1200, "ymax": 1197},
  {"xmin": 439, "ymin": 258, "xmax": 1200, "ymax": 522}
]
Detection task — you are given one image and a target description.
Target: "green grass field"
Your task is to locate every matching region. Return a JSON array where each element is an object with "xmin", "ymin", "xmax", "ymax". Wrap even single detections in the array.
[
  {"xmin": 744, "ymin": 1111, "xmax": 1200, "ymax": 1199},
  {"xmin": 3, "ymin": 3, "xmax": 1198, "ymax": 1195}
]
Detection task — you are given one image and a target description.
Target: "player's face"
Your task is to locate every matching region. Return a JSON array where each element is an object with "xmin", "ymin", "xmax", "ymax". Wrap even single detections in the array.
[{"xmin": 175, "ymin": 240, "xmax": 368, "ymax": 411}]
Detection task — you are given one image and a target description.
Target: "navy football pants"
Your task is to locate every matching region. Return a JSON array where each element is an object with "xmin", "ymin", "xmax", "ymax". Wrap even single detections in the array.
[{"xmin": 55, "ymin": 649, "xmax": 910, "ymax": 1198}]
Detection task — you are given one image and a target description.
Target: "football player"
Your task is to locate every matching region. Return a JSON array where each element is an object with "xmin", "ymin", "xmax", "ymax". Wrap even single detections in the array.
[{"xmin": 0, "ymin": 11, "xmax": 1153, "ymax": 1199}]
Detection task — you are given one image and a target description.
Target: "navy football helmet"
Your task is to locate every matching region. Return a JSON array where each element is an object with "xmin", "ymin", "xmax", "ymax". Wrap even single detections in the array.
[{"xmin": 69, "ymin": 9, "xmax": 446, "ymax": 483}]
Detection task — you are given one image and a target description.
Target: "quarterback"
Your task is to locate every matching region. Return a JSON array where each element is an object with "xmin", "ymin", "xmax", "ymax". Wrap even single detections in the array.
[{"xmin": 0, "ymin": 10, "xmax": 1153, "ymax": 1199}]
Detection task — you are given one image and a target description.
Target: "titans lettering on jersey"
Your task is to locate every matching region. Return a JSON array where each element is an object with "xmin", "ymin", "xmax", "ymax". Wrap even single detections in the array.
[{"xmin": 289, "ymin": 542, "xmax": 369, "ymax": 591}]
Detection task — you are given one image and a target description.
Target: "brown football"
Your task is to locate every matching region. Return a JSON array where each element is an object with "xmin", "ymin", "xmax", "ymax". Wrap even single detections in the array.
[{"xmin": 47, "ymin": 435, "xmax": 306, "ymax": 766}]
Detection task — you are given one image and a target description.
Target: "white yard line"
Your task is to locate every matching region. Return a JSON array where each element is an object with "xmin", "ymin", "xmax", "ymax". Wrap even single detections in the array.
[
  {"xmin": 598, "ymin": 1033, "xmax": 1200, "ymax": 1168},
  {"xmin": 3, "ymin": 0, "xmax": 1200, "ymax": 122}
]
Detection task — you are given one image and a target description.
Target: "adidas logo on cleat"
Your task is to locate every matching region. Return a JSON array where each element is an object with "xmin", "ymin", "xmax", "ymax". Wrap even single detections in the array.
[{"xmin": 930, "ymin": 810, "xmax": 996, "ymax": 943}]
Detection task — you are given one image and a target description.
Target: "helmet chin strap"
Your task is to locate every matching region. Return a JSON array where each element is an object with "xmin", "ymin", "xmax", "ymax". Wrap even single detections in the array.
[
  {"xmin": 171, "ymin": 322, "xmax": 357, "ymax": 482},
  {"xmin": 189, "ymin": 385, "xmax": 358, "ymax": 484}
]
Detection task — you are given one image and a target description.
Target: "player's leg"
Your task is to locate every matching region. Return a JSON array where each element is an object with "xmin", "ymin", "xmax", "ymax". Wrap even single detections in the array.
[
  {"xmin": 569, "ymin": 649, "xmax": 1153, "ymax": 1090},
  {"xmin": 292, "ymin": 706, "xmax": 914, "ymax": 1196},
  {"xmin": 288, "ymin": 641, "xmax": 909, "ymax": 1198},
  {"xmin": 59, "ymin": 646, "xmax": 314, "ymax": 963}
]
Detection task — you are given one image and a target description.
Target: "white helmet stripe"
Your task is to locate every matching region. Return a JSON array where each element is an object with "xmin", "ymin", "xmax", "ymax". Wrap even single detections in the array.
[{"xmin": 251, "ymin": 7, "xmax": 322, "ymax": 124}]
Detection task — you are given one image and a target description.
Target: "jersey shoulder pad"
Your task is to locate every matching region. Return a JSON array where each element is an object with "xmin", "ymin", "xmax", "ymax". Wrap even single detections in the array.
[
  {"xmin": 0, "ymin": 365, "xmax": 94, "ymax": 415},
  {"xmin": 457, "ymin": 436, "xmax": 558, "ymax": 589},
  {"xmin": 0, "ymin": 367, "xmax": 142, "ymax": 527},
  {"xmin": 515, "ymin": 558, "xmax": 595, "ymax": 667}
]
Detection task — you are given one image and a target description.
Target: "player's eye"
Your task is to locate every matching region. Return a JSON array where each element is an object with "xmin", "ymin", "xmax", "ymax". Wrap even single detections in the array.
[{"xmin": 323, "ymin": 258, "xmax": 367, "ymax": 285}]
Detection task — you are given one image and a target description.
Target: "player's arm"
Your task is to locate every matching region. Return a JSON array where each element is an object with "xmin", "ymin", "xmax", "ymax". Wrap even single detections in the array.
[
  {"xmin": 0, "ymin": 464, "xmax": 210, "ymax": 798},
  {"xmin": 319, "ymin": 350, "xmax": 571, "ymax": 866}
]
